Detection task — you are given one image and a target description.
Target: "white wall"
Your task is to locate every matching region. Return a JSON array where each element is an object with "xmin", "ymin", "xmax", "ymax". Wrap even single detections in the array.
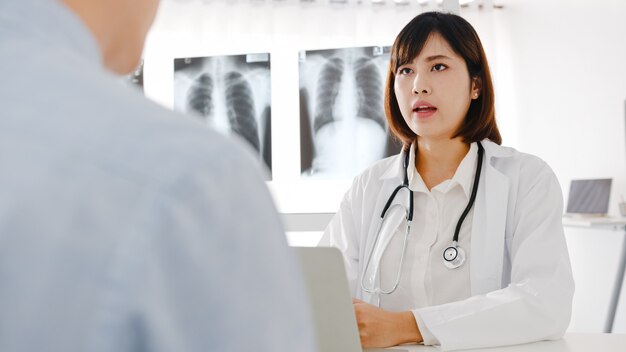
[
  {"xmin": 144, "ymin": 0, "xmax": 626, "ymax": 334},
  {"xmin": 493, "ymin": 0, "xmax": 626, "ymax": 333}
]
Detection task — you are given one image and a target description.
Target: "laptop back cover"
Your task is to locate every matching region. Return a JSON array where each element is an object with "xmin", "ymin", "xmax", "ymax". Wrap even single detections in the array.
[{"xmin": 294, "ymin": 247, "xmax": 363, "ymax": 352}]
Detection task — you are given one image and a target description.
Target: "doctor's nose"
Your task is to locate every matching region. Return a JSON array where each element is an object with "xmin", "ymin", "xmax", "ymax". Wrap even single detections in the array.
[{"xmin": 412, "ymin": 76, "xmax": 431, "ymax": 95}]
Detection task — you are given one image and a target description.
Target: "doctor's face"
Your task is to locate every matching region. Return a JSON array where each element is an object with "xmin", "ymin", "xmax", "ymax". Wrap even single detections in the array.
[{"xmin": 393, "ymin": 32, "xmax": 479, "ymax": 142}]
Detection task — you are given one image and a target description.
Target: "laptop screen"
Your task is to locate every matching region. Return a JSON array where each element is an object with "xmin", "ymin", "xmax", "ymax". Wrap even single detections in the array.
[{"xmin": 566, "ymin": 178, "xmax": 612, "ymax": 215}]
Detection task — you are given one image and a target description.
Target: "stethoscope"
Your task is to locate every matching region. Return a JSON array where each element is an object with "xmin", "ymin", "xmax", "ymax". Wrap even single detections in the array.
[{"xmin": 361, "ymin": 141, "xmax": 484, "ymax": 296}]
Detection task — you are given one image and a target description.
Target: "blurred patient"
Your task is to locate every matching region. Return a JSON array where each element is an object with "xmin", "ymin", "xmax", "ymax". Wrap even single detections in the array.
[{"xmin": 0, "ymin": 0, "xmax": 317, "ymax": 351}]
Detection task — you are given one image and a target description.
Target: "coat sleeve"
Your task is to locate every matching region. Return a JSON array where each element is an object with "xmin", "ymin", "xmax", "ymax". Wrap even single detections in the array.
[
  {"xmin": 319, "ymin": 177, "xmax": 364, "ymax": 296},
  {"xmin": 413, "ymin": 161, "xmax": 575, "ymax": 351}
]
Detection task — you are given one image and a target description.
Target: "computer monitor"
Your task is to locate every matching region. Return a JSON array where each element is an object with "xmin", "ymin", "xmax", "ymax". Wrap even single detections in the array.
[{"xmin": 566, "ymin": 178, "xmax": 612, "ymax": 216}]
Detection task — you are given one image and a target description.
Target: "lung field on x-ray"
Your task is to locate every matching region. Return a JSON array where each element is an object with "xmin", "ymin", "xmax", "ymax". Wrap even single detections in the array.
[
  {"xmin": 314, "ymin": 57, "xmax": 344, "ymax": 133},
  {"xmin": 354, "ymin": 57, "xmax": 386, "ymax": 129},
  {"xmin": 224, "ymin": 71, "xmax": 260, "ymax": 152},
  {"xmin": 187, "ymin": 73, "xmax": 214, "ymax": 119},
  {"xmin": 174, "ymin": 55, "xmax": 272, "ymax": 176}
]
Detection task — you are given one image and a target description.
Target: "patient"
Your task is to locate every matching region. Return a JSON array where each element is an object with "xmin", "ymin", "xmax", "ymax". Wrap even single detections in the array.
[{"xmin": 0, "ymin": 0, "xmax": 316, "ymax": 351}]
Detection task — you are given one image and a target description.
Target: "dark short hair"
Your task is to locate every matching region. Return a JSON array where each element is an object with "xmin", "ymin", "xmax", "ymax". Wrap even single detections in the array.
[{"xmin": 384, "ymin": 11, "xmax": 501, "ymax": 149}]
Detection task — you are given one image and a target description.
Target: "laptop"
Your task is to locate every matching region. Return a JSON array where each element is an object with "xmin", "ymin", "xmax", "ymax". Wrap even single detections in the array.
[
  {"xmin": 293, "ymin": 246, "xmax": 408, "ymax": 352},
  {"xmin": 565, "ymin": 178, "xmax": 612, "ymax": 217}
]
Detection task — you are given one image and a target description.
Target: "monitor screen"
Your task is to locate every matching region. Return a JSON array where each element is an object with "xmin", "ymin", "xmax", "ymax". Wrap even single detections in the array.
[{"xmin": 566, "ymin": 179, "xmax": 612, "ymax": 215}]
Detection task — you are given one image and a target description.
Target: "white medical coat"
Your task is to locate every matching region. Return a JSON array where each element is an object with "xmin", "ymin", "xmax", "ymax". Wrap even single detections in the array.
[{"xmin": 320, "ymin": 139, "xmax": 574, "ymax": 351}]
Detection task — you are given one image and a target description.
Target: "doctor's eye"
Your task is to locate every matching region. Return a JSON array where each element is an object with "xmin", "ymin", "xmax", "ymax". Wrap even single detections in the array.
[
  {"xmin": 397, "ymin": 67, "xmax": 413, "ymax": 75},
  {"xmin": 431, "ymin": 63, "xmax": 448, "ymax": 72}
]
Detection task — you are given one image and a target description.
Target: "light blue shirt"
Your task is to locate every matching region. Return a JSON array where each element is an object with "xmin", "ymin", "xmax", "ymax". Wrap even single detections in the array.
[{"xmin": 0, "ymin": 1, "xmax": 317, "ymax": 351}]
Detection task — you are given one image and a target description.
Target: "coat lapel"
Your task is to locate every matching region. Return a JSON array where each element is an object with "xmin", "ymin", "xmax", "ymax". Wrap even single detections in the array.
[{"xmin": 470, "ymin": 150, "xmax": 510, "ymax": 295}]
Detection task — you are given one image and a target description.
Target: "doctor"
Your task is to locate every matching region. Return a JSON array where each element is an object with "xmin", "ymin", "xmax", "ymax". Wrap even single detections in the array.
[{"xmin": 320, "ymin": 12, "xmax": 574, "ymax": 351}]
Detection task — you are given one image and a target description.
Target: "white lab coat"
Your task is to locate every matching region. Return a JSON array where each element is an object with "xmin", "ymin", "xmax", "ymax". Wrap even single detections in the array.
[{"xmin": 320, "ymin": 139, "xmax": 574, "ymax": 351}]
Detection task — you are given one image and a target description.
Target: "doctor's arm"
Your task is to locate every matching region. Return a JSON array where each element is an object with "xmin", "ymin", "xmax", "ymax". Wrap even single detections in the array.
[
  {"xmin": 320, "ymin": 177, "xmax": 425, "ymax": 348},
  {"xmin": 353, "ymin": 298, "xmax": 422, "ymax": 347},
  {"xmin": 412, "ymin": 164, "xmax": 575, "ymax": 351}
]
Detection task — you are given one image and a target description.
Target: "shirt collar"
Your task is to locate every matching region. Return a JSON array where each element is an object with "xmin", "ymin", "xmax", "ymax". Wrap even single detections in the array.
[
  {"xmin": 406, "ymin": 142, "xmax": 478, "ymax": 198},
  {"xmin": 379, "ymin": 139, "xmax": 509, "ymax": 183}
]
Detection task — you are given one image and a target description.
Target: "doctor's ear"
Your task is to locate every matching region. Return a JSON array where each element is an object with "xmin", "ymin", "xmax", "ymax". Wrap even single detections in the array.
[{"xmin": 471, "ymin": 76, "xmax": 482, "ymax": 99}]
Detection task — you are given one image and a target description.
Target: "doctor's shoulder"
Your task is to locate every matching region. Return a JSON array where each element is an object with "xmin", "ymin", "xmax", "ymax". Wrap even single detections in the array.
[
  {"xmin": 350, "ymin": 153, "xmax": 403, "ymax": 191},
  {"xmin": 486, "ymin": 142, "xmax": 562, "ymax": 198},
  {"xmin": 333, "ymin": 153, "xmax": 403, "ymax": 214}
]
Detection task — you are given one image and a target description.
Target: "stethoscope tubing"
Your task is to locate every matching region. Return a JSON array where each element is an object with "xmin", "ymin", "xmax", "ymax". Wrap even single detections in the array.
[
  {"xmin": 360, "ymin": 141, "xmax": 484, "ymax": 296},
  {"xmin": 452, "ymin": 142, "xmax": 484, "ymax": 242},
  {"xmin": 361, "ymin": 215, "xmax": 412, "ymax": 295}
]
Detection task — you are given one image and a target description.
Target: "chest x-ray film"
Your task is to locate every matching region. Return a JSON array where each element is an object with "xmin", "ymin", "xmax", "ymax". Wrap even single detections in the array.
[
  {"xmin": 174, "ymin": 54, "xmax": 272, "ymax": 178},
  {"xmin": 299, "ymin": 46, "xmax": 402, "ymax": 180}
]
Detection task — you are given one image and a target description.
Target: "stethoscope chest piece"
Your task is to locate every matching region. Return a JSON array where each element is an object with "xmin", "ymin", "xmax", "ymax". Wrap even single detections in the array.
[{"xmin": 443, "ymin": 242, "xmax": 466, "ymax": 269}]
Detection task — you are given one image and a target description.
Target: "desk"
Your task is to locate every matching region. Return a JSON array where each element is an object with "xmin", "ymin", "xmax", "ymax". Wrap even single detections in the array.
[
  {"xmin": 385, "ymin": 333, "xmax": 626, "ymax": 351},
  {"xmin": 563, "ymin": 217, "xmax": 626, "ymax": 333}
]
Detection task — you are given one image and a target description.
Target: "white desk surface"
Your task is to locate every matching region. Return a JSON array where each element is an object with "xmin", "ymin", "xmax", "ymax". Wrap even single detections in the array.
[
  {"xmin": 562, "ymin": 216, "xmax": 626, "ymax": 228},
  {"xmin": 385, "ymin": 333, "xmax": 626, "ymax": 351}
]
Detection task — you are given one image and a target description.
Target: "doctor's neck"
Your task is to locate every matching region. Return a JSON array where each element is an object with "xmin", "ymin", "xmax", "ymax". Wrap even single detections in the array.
[{"xmin": 415, "ymin": 137, "xmax": 470, "ymax": 176}]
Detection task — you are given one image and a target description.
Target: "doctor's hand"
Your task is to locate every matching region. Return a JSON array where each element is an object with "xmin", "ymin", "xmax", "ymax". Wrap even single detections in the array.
[{"xmin": 352, "ymin": 298, "xmax": 423, "ymax": 348}]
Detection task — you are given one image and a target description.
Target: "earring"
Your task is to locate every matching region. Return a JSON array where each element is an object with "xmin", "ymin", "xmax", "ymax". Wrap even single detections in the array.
[{"xmin": 473, "ymin": 93, "xmax": 479, "ymax": 98}]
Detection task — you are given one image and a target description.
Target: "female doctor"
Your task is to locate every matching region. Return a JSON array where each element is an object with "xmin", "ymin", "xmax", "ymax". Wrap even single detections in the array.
[{"xmin": 319, "ymin": 12, "xmax": 574, "ymax": 351}]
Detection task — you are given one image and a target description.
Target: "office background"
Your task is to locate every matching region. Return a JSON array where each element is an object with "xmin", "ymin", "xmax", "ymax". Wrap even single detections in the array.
[{"xmin": 139, "ymin": 0, "xmax": 626, "ymax": 335}]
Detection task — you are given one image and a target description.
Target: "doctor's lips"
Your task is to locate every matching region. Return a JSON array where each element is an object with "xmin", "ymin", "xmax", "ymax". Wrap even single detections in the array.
[{"xmin": 412, "ymin": 100, "xmax": 438, "ymax": 118}]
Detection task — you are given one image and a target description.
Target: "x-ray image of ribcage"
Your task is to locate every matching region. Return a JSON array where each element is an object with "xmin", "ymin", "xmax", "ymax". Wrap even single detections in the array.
[
  {"xmin": 174, "ymin": 54, "xmax": 272, "ymax": 178},
  {"xmin": 300, "ymin": 46, "xmax": 401, "ymax": 179}
]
